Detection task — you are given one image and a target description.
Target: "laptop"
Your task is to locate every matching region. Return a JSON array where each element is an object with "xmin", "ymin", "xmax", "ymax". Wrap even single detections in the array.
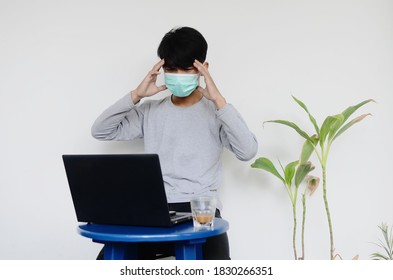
[{"xmin": 62, "ymin": 154, "xmax": 192, "ymax": 227}]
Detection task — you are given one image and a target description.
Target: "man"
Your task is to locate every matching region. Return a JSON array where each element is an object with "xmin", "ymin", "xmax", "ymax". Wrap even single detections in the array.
[{"xmin": 91, "ymin": 26, "xmax": 258, "ymax": 259}]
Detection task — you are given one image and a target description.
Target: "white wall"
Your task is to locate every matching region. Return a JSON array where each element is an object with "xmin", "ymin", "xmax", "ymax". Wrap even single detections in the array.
[{"xmin": 1, "ymin": 0, "xmax": 392, "ymax": 260}]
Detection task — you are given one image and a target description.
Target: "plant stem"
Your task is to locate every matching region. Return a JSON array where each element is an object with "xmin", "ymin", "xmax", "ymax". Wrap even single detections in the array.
[
  {"xmin": 322, "ymin": 165, "xmax": 334, "ymax": 259},
  {"xmin": 292, "ymin": 202, "xmax": 298, "ymax": 260},
  {"xmin": 300, "ymin": 193, "xmax": 306, "ymax": 260}
]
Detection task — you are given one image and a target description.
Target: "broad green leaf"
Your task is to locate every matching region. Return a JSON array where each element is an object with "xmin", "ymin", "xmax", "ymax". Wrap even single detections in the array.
[
  {"xmin": 341, "ymin": 99, "xmax": 375, "ymax": 124},
  {"xmin": 327, "ymin": 114, "xmax": 345, "ymax": 143},
  {"xmin": 319, "ymin": 114, "xmax": 343, "ymax": 147},
  {"xmin": 284, "ymin": 160, "xmax": 299, "ymax": 186},
  {"xmin": 265, "ymin": 120, "xmax": 311, "ymax": 141},
  {"xmin": 294, "ymin": 161, "xmax": 315, "ymax": 188},
  {"xmin": 251, "ymin": 157, "xmax": 285, "ymax": 183},
  {"xmin": 329, "ymin": 99, "xmax": 374, "ymax": 145},
  {"xmin": 300, "ymin": 134, "xmax": 319, "ymax": 164},
  {"xmin": 319, "ymin": 116, "xmax": 337, "ymax": 147},
  {"xmin": 292, "ymin": 96, "xmax": 320, "ymax": 135},
  {"xmin": 331, "ymin": 114, "xmax": 372, "ymax": 143}
]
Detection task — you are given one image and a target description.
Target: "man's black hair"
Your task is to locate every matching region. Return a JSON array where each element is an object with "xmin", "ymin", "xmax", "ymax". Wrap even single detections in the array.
[{"xmin": 157, "ymin": 26, "xmax": 208, "ymax": 70}]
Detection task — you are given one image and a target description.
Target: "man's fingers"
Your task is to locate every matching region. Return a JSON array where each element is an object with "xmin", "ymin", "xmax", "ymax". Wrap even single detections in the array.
[
  {"xmin": 193, "ymin": 60, "xmax": 206, "ymax": 74},
  {"xmin": 147, "ymin": 60, "xmax": 164, "ymax": 77},
  {"xmin": 152, "ymin": 59, "xmax": 165, "ymax": 72},
  {"xmin": 196, "ymin": 86, "xmax": 205, "ymax": 93},
  {"xmin": 157, "ymin": 84, "xmax": 167, "ymax": 92},
  {"xmin": 193, "ymin": 59, "xmax": 212, "ymax": 79}
]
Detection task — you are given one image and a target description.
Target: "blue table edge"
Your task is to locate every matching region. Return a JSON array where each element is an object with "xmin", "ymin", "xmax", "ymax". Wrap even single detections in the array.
[{"xmin": 78, "ymin": 218, "xmax": 229, "ymax": 243}]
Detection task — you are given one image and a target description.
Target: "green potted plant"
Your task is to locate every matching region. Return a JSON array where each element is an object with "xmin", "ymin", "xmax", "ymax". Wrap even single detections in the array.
[
  {"xmin": 254, "ymin": 96, "xmax": 374, "ymax": 259},
  {"xmin": 251, "ymin": 156, "xmax": 319, "ymax": 260},
  {"xmin": 370, "ymin": 223, "xmax": 393, "ymax": 260}
]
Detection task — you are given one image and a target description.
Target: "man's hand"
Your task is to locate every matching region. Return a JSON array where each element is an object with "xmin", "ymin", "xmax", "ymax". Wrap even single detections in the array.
[
  {"xmin": 131, "ymin": 59, "xmax": 167, "ymax": 104},
  {"xmin": 193, "ymin": 59, "xmax": 227, "ymax": 109}
]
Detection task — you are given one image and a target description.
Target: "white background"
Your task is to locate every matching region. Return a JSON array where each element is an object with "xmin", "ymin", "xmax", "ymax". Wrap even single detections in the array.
[{"xmin": 0, "ymin": 0, "xmax": 392, "ymax": 260}]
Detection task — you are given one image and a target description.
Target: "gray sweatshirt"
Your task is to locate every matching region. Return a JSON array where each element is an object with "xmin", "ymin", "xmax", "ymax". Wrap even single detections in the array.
[{"xmin": 91, "ymin": 93, "xmax": 258, "ymax": 208}]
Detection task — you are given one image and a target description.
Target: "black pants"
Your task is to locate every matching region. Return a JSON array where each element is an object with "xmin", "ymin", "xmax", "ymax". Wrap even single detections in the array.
[{"xmin": 96, "ymin": 202, "xmax": 230, "ymax": 260}]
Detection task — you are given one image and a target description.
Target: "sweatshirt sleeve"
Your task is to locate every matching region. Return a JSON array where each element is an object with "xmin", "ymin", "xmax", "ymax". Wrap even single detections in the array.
[
  {"xmin": 91, "ymin": 93, "xmax": 144, "ymax": 141},
  {"xmin": 216, "ymin": 104, "xmax": 258, "ymax": 161}
]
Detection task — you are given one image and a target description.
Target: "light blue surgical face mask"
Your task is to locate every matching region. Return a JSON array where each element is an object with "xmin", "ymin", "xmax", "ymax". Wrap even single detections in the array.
[{"xmin": 164, "ymin": 73, "xmax": 200, "ymax": 98}]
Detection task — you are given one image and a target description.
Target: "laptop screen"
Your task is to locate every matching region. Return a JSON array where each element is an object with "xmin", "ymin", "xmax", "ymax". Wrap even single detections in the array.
[{"xmin": 62, "ymin": 154, "xmax": 178, "ymax": 227}]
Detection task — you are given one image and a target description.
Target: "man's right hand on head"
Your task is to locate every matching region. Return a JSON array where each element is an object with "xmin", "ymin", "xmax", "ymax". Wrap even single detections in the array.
[{"xmin": 131, "ymin": 59, "xmax": 167, "ymax": 104}]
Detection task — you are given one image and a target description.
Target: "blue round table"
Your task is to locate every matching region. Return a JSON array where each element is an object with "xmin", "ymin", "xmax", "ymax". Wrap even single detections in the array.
[{"xmin": 78, "ymin": 218, "xmax": 229, "ymax": 260}]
